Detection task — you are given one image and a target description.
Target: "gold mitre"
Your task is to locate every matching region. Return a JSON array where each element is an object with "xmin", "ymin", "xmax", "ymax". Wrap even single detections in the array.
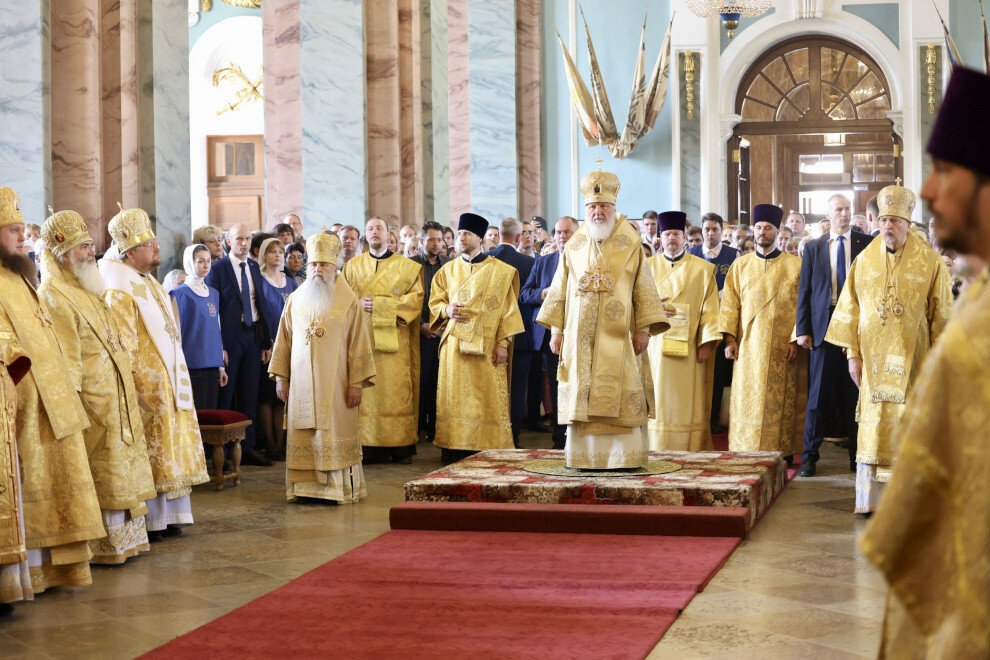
[
  {"xmin": 877, "ymin": 185, "xmax": 916, "ymax": 221},
  {"xmin": 41, "ymin": 210, "xmax": 92, "ymax": 258},
  {"xmin": 580, "ymin": 166, "xmax": 620, "ymax": 205},
  {"xmin": 307, "ymin": 230, "xmax": 342, "ymax": 264},
  {"xmin": 0, "ymin": 187, "xmax": 24, "ymax": 228},
  {"xmin": 108, "ymin": 206, "xmax": 156, "ymax": 253}
]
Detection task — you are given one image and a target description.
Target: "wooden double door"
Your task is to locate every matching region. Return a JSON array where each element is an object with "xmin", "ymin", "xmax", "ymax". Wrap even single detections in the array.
[{"xmin": 207, "ymin": 134, "xmax": 265, "ymax": 230}]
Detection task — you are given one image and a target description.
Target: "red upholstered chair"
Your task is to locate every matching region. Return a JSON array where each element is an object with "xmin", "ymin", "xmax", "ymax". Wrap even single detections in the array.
[{"xmin": 197, "ymin": 409, "xmax": 251, "ymax": 491}]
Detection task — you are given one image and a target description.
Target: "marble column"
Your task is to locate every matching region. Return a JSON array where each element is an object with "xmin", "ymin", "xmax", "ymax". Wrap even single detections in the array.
[
  {"xmin": 446, "ymin": 0, "xmax": 471, "ymax": 222},
  {"xmin": 429, "ymin": 0, "xmax": 450, "ymax": 225},
  {"xmin": 515, "ymin": 0, "xmax": 542, "ymax": 221},
  {"xmin": 421, "ymin": 0, "xmax": 435, "ymax": 223},
  {"xmin": 366, "ymin": 0, "xmax": 424, "ymax": 226},
  {"xmin": 137, "ymin": 0, "xmax": 191, "ymax": 271},
  {"xmin": 0, "ymin": 2, "xmax": 51, "ymax": 223},
  {"xmin": 678, "ymin": 51, "xmax": 701, "ymax": 222},
  {"xmin": 300, "ymin": 0, "xmax": 366, "ymax": 231},
  {"xmin": 263, "ymin": 0, "xmax": 303, "ymax": 228},
  {"xmin": 467, "ymin": 0, "xmax": 517, "ymax": 221}
]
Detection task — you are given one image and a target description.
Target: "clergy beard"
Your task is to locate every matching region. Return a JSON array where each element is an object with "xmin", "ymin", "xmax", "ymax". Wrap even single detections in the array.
[
  {"xmin": 296, "ymin": 275, "xmax": 335, "ymax": 312},
  {"xmin": 586, "ymin": 217, "xmax": 616, "ymax": 242},
  {"xmin": 0, "ymin": 244, "xmax": 38, "ymax": 286},
  {"xmin": 70, "ymin": 258, "xmax": 106, "ymax": 296}
]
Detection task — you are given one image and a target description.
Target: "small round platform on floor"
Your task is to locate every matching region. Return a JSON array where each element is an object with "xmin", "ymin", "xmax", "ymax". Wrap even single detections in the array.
[{"xmin": 520, "ymin": 457, "xmax": 682, "ymax": 477}]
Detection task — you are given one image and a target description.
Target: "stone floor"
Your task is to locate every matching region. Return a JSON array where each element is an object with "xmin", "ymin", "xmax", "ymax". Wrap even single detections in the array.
[{"xmin": 0, "ymin": 435, "xmax": 883, "ymax": 659}]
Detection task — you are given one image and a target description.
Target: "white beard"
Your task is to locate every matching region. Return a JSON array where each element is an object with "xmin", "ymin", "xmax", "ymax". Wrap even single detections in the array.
[
  {"xmin": 73, "ymin": 260, "xmax": 107, "ymax": 297},
  {"xmin": 296, "ymin": 275, "xmax": 335, "ymax": 313},
  {"xmin": 586, "ymin": 217, "xmax": 616, "ymax": 242}
]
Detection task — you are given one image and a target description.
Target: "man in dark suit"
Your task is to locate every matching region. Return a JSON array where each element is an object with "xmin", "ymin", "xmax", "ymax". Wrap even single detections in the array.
[
  {"xmin": 520, "ymin": 216, "xmax": 578, "ymax": 449},
  {"xmin": 689, "ymin": 212, "xmax": 738, "ymax": 432},
  {"xmin": 866, "ymin": 195, "xmax": 880, "ymax": 236},
  {"xmin": 487, "ymin": 217, "xmax": 536, "ymax": 447},
  {"xmin": 411, "ymin": 221, "xmax": 449, "ymax": 443},
  {"xmin": 796, "ymin": 193, "xmax": 872, "ymax": 476},
  {"xmin": 204, "ymin": 222, "xmax": 274, "ymax": 466}
]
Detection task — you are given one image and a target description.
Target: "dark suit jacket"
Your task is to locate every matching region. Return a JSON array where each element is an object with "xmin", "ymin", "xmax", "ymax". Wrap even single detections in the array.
[
  {"xmin": 488, "ymin": 244, "xmax": 536, "ymax": 352},
  {"xmin": 689, "ymin": 243, "xmax": 738, "ymax": 290},
  {"xmin": 204, "ymin": 256, "xmax": 273, "ymax": 350},
  {"xmin": 519, "ymin": 250, "xmax": 560, "ymax": 350},
  {"xmin": 796, "ymin": 231, "xmax": 873, "ymax": 346}
]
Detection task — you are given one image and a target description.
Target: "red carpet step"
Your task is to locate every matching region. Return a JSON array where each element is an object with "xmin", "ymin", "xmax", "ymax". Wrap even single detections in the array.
[{"xmin": 143, "ymin": 529, "xmax": 740, "ymax": 659}]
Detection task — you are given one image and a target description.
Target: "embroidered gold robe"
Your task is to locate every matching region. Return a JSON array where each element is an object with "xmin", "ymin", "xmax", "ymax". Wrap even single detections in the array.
[
  {"xmin": 269, "ymin": 277, "xmax": 376, "ymax": 502},
  {"xmin": 825, "ymin": 233, "xmax": 952, "ymax": 473},
  {"xmin": 718, "ymin": 252, "xmax": 803, "ymax": 454},
  {"xmin": 859, "ymin": 267, "xmax": 990, "ymax": 658},
  {"xmin": 645, "ymin": 253, "xmax": 721, "ymax": 451},
  {"xmin": 536, "ymin": 220, "xmax": 668, "ymax": 468},
  {"xmin": 0, "ymin": 267, "xmax": 103, "ymax": 591},
  {"xmin": 342, "ymin": 253, "xmax": 424, "ymax": 448},
  {"xmin": 99, "ymin": 260, "xmax": 209, "ymax": 496},
  {"xmin": 39, "ymin": 261, "xmax": 157, "ymax": 563},
  {"xmin": 429, "ymin": 256, "xmax": 524, "ymax": 451},
  {"xmin": 0, "ymin": 334, "xmax": 32, "ymax": 603}
]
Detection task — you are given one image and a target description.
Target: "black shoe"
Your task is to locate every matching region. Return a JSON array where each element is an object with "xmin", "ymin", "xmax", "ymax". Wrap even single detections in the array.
[
  {"xmin": 0, "ymin": 603, "xmax": 14, "ymax": 617},
  {"xmin": 783, "ymin": 454, "xmax": 794, "ymax": 467},
  {"xmin": 858, "ymin": 511, "xmax": 873, "ymax": 520},
  {"xmin": 147, "ymin": 530, "xmax": 164, "ymax": 543},
  {"xmin": 394, "ymin": 456, "xmax": 413, "ymax": 465},
  {"xmin": 162, "ymin": 525, "xmax": 183, "ymax": 537},
  {"xmin": 797, "ymin": 461, "xmax": 816, "ymax": 477},
  {"xmin": 242, "ymin": 450, "xmax": 274, "ymax": 466}
]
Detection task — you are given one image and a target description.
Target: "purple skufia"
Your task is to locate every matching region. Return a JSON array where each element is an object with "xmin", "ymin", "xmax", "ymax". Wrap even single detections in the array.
[
  {"xmin": 458, "ymin": 212, "xmax": 489, "ymax": 239},
  {"xmin": 657, "ymin": 211, "xmax": 686, "ymax": 233},
  {"xmin": 752, "ymin": 203, "xmax": 783, "ymax": 228},
  {"xmin": 928, "ymin": 66, "xmax": 990, "ymax": 178}
]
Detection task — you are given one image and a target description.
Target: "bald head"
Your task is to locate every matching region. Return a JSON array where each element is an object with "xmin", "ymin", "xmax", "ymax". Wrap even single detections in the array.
[{"xmin": 227, "ymin": 223, "xmax": 251, "ymax": 259}]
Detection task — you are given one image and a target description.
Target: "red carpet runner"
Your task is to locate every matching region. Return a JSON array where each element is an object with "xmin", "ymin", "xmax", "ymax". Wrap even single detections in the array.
[{"xmin": 144, "ymin": 529, "xmax": 740, "ymax": 659}]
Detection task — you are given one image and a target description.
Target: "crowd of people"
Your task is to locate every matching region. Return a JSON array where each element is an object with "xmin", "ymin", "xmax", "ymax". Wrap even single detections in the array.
[{"xmin": 0, "ymin": 65, "xmax": 987, "ymax": 655}]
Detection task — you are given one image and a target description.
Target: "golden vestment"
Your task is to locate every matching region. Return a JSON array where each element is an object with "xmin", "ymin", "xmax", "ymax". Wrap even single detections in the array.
[
  {"xmin": 429, "ymin": 255, "xmax": 524, "ymax": 451},
  {"xmin": 342, "ymin": 253, "xmax": 424, "ymax": 447},
  {"xmin": 0, "ymin": 267, "xmax": 103, "ymax": 591},
  {"xmin": 269, "ymin": 277, "xmax": 376, "ymax": 502},
  {"xmin": 0, "ymin": 335, "xmax": 32, "ymax": 603},
  {"xmin": 825, "ymin": 233, "xmax": 952, "ymax": 472},
  {"xmin": 718, "ymin": 251, "xmax": 803, "ymax": 454},
  {"xmin": 645, "ymin": 253, "xmax": 721, "ymax": 451},
  {"xmin": 39, "ymin": 262, "xmax": 156, "ymax": 563},
  {"xmin": 860, "ymin": 267, "xmax": 990, "ymax": 658},
  {"xmin": 99, "ymin": 259, "xmax": 208, "ymax": 499},
  {"xmin": 536, "ymin": 220, "xmax": 668, "ymax": 468}
]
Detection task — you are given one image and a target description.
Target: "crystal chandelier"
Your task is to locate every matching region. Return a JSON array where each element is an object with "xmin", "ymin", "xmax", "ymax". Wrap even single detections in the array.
[{"xmin": 685, "ymin": 0, "xmax": 774, "ymax": 39}]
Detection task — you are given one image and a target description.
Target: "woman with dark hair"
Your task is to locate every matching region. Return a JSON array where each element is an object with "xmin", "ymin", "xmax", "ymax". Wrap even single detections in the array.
[
  {"xmin": 284, "ymin": 241, "xmax": 306, "ymax": 285},
  {"xmin": 257, "ymin": 237, "xmax": 297, "ymax": 461}
]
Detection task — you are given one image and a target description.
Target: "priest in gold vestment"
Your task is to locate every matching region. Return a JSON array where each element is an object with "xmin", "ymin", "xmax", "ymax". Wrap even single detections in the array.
[
  {"xmin": 645, "ymin": 212, "xmax": 720, "ymax": 451},
  {"xmin": 0, "ymin": 317, "xmax": 32, "ymax": 607},
  {"xmin": 718, "ymin": 204, "xmax": 803, "ymax": 458},
  {"xmin": 429, "ymin": 213, "xmax": 524, "ymax": 464},
  {"xmin": 99, "ymin": 208, "xmax": 208, "ymax": 537},
  {"xmin": 271, "ymin": 232, "xmax": 376, "ymax": 503},
  {"xmin": 342, "ymin": 217, "xmax": 423, "ymax": 463},
  {"xmin": 537, "ymin": 169, "xmax": 668, "ymax": 469},
  {"xmin": 0, "ymin": 187, "xmax": 103, "ymax": 593},
  {"xmin": 825, "ymin": 185, "xmax": 952, "ymax": 515},
  {"xmin": 39, "ymin": 211, "xmax": 157, "ymax": 563},
  {"xmin": 860, "ymin": 66, "xmax": 990, "ymax": 657}
]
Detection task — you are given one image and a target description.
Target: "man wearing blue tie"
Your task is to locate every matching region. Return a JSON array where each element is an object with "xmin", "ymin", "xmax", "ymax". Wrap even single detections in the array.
[
  {"xmin": 205, "ymin": 222, "xmax": 274, "ymax": 466},
  {"xmin": 519, "ymin": 216, "xmax": 578, "ymax": 449},
  {"xmin": 795, "ymin": 194, "xmax": 871, "ymax": 476}
]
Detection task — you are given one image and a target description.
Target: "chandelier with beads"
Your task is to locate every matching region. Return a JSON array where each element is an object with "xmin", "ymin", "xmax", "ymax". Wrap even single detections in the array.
[{"xmin": 684, "ymin": 0, "xmax": 774, "ymax": 38}]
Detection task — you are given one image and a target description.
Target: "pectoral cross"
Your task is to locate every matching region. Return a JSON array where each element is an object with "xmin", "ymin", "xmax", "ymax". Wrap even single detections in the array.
[
  {"xmin": 34, "ymin": 307, "xmax": 53, "ymax": 327},
  {"xmin": 305, "ymin": 318, "xmax": 325, "ymax": 344},
  {"xmin": 595, "ymin": 157, "xmax": 604, "ymax": 170},
  {"xmin": 895, "ymin": 177, "xmax": 902, "ymax": 186}
]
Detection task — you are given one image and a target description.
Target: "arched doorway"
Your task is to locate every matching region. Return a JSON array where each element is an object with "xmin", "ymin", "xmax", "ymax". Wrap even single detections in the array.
[{"xmin": 727, "ymin": 36, "xmax": 901, "ymax": 225}]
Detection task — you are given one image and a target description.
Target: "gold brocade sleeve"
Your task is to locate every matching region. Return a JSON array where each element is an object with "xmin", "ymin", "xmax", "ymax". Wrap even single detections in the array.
[
  {"xmin": 427, "ymin": 265, "xmax": 450, "ymax": 334},
  {"xmin": 698, "ymin": 264, "xmax": 722, "ymax": 346},
  {"xmin": 391, "ymin": 266, "xmax": 425, "ymax": 327},
  {"xmin": 927, "ymin": 259, "xmax": 953, "ymax": 344},
  {"xmin": 495, "ymin": 271, "xmax": 524, "ymax": 344},
  {"xmin": 631, "ymin": 253, "xmax": 669, "ymax": 336},
  {"xmin": 535, "ymin": 251, "xmax": 568, "ymax": 331},
  {"xmin": 824, "ymin": 259, "xmax": 862, "ymax": 358},
  {"xmin": 42, "ymin": 291, "xmax": 84, "ymax": 393},
  {"xmin": 268, "ymin": 298, "xmax": 293, "ymax": 381},
  {"xmin": 346, "ymin": 301, "xmax": 376, "ymax": 388},
  {"xmin": 717, "ymin": 261, "xmax": 742, "ymax": 341},
  {"xmin": 105, "ymin": 290, "xmax": 141, "ymax": 364}
]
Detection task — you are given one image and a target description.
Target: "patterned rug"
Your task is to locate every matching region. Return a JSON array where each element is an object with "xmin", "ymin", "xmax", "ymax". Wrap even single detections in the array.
[{"xmin": 405, "ymin": 449, "xmax": 787, "ymax": 529}]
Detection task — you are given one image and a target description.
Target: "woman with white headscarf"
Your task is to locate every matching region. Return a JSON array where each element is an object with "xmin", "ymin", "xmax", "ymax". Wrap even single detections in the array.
[
  {"xmin": 256, "ymin": 236, "xmax": 297, "ymax": 461},
  {"xmin": 170, "ymin": 244, "xmax": 227, "ymax": 409}
]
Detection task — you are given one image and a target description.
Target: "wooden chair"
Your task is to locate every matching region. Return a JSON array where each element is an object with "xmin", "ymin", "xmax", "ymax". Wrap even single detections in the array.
[{"xmin": 196, "ymin": 409, "xmax": 251, "ymax": 491}]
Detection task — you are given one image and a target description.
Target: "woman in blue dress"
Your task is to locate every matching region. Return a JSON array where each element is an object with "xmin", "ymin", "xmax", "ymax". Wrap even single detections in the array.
[
  {"xmin": 257, "ymin": 237, "xmax": 297, "ymax": 461},
  {"xmin": 170, "ymin": 244, "xmax": 227, "ymax": 409}
]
